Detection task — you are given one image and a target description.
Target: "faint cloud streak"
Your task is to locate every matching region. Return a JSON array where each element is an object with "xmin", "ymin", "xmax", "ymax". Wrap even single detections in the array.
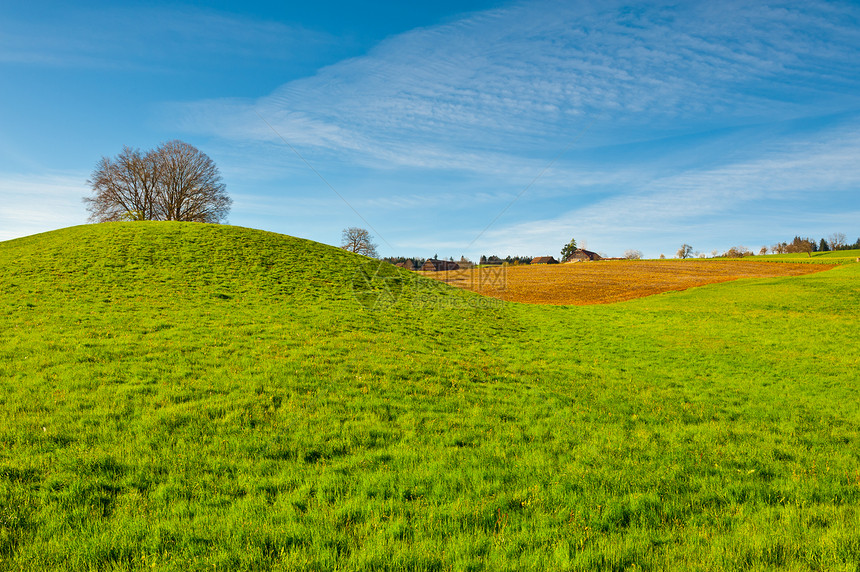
[{"xmin": 0, "ymin": 173, "xmax": 89, "ymax": 242}]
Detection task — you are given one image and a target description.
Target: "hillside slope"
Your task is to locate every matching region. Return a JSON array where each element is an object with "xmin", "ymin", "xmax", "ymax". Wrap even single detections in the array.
[
  {"xmin": 1, "ymin": 222, "xmax": 859, "ymax": 571},
  {"xmin": 2, "ymin": 221, "xmax": 413, "ymax": 304}
]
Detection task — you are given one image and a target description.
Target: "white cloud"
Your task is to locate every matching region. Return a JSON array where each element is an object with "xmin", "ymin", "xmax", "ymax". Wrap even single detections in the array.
[
  {"xmin": 173, "ymin": 0, "xmax": 860, "ymax": 158},
  {"xmin": 160, "ymin": 0, "xmax": 860, "ymax": 257},
  {"xmin": 475, "ymin": 125, "xmax": 860, "ymax": 257},
  {"xmin": 0, "ymin": 6, "xmax": 335, "ymax": 71},
  {"xmin": 0, "ymin": 173, "xmax": 89, "ymax": 242}
]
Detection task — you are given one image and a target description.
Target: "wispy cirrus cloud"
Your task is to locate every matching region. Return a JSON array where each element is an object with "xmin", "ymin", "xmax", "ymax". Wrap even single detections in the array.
[
  {"xmin": 0, "ymin": 6, "xmax": 337, "ymax": 71},
  {"xmin": 159, "ymin": 0, "xmax": 860, "ymax": 255},
  {"xmin": 476, "ymin": 123, "xmax": 860, "ymax": 257},
  {"xmin": 172, "ymin": 0, "xmax": 860, "ymax": 170},
  {"xmin": 8, "ymin": 2, "xmax": 856, "ymax": 252},
  {"xmin": 0, "ymin": 172, "xmax": 89, "ymax": 242}
]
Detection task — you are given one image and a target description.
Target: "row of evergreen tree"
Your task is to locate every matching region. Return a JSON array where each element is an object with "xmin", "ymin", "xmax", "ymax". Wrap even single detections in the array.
[
  {"xmin": 774, "ymin": 235, "xmax": 860, "ymax": 254},
  {"xmin": 381, "ymin": 234, "xmax": 858, "ymax": 266}
]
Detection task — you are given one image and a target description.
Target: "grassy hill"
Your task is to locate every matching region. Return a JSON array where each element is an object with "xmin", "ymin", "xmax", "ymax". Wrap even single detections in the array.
[{"xmin": 1, "ymin": 222, "xmax": 859, "ymax": 570}]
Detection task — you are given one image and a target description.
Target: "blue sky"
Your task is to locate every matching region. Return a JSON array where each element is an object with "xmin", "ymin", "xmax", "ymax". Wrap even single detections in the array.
[{"xmin": 2, "ymin": 0, "xmax": 859, "ymax": 259}]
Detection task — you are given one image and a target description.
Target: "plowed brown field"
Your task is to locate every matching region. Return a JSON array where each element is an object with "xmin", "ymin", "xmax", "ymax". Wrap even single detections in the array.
[{"xmin": 419, "ymin": 260, "xmax": 835, "ymax": 305}]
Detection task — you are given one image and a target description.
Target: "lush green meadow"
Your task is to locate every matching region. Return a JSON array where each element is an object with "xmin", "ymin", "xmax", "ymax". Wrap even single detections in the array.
[
  {"xmin": 720, "ymin": 250, "xmax": 860, "ymax": 264},
  {"xmin": 1, "ymin": 222, "xmax": 859, "ymax": 571}
]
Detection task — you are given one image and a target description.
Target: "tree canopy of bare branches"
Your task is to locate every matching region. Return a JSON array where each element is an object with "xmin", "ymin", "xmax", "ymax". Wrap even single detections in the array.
[
  {"xmin": 676, "ymin": 244, "xmax": 693, "ymax": 259},
  {"xmin": 84, "ymin": 140, "xmax": 231, "ymax": 224},
  {"xmin": 341, "ymin": 227, "xmax": 378, "ymax": 258},
  {"xmin": 829, "ymin": 232, "xmax": 846, "ymax": 251}
]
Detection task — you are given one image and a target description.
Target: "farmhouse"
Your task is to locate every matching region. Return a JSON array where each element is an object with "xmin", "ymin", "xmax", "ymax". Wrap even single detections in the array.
[
  {"xmin": 395, "ymin": 260, "xmax": 416, "ymax": 271},
  {"xmin": 565, "ymin": 249, "xmax": 602, "ymax": 262},
  {"xmin": 531, "ymin": 256, "xmax": 558, "ymax": 265},
  {"xmin": 421, "ymin": 258, "xmax": 460, "ymax": 271}
]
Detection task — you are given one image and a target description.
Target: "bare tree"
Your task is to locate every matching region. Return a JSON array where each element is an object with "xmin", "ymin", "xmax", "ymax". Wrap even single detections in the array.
[
  {"xmin": 676, "ymin": 244, "xmax": 693, "ymax": 259},
  {"xmin": 341, "ymin": 227, "xmax": 378, "ymax": 258},
  {"xmin": 153, "ymin": 140, "xmax": 231, "ymax": 223},
  {"xmin": 785, "ymin": 236, "xmax": 815, "ymax": 256},
  {"xmin": 84, "ymin": 140, "xmax": 231, "ymax": 223},
  {"xmin": 829, "ymin": 232, "xmax": 846, "ymax": 251},
  {"xmin": 84, "ymin": 146, "xmax": 160, "ymax": 222},
  {"xmin": 624, "ymin": 249, "xmax": 643, "ymax": 260},
  {"xmin": 723, "ymin": 246, "xmax": 752, "ymax": 258}
]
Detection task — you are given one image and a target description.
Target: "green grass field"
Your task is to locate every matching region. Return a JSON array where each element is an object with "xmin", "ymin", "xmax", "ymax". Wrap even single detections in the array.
[
  {"xmin": 715, "ymin": 250, "xmax": 860, "ymax": 264},
  {"xmin": 1, "ymin": 222, "xmax": 859, "ymax": 571}
]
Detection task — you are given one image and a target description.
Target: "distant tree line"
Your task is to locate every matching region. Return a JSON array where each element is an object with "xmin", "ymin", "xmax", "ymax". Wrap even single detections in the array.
[
  {"xmin": 721, "ymin": 246, "xmax": 753, "ymax": 258},
  {"xmin": 382, "ymin": 231, "xmax": 858, "ymax": 268},
  {"xmin": 383, "ymin": 256, "xmax": 428, "ymax": 268},
  {"xmin": 385, "ymin": 236, "xmax": 577, "ymax": 267},
  {"xmin": 383, "ymin": 254, "xmax": 540, "ymax": 268},
  {"xmin": 682, "ymin": 233, "xmax": 859, "ymax": 260},
  {"xmin": 770, "ymin": 233, "xmax": 859, "ymax": 255},
  {"xmin": 383, "ymin": 255, "xmax": 484, "ymax": 269},
  {"xmin": 480, "ymin": 255, "xmax": 534, "ymax": 265}
]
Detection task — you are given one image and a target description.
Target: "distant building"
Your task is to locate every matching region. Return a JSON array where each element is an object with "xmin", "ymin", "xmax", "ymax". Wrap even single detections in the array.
[
  {"xmin": 531, "ymin": 256, "xmax": 558, "ymax": 265},
  {"xmin": 458, "ymin": 256, "xmax": 474, "ymax": 269},
  {"xmin": 564, "ymin": 249, "xmax": 602, "ymax": 262},
  {"xmin": 420, "ymin": 258, "xmax": 460, "ymax": 271},
  {"xmin": 395, "ymin": 260, "xmax": 416, "ymax": 271}
]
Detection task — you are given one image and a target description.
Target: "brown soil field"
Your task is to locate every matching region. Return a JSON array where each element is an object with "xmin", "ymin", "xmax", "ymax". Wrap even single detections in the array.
[{"xmin": 419, "ymin": 260, "xmax": 835, "ymax": 305}]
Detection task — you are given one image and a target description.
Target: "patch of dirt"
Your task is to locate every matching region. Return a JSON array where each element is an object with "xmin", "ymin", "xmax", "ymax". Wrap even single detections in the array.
[{"xmin": 419, "ymin": 260, "xmax": 835, "ymax": 305}]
